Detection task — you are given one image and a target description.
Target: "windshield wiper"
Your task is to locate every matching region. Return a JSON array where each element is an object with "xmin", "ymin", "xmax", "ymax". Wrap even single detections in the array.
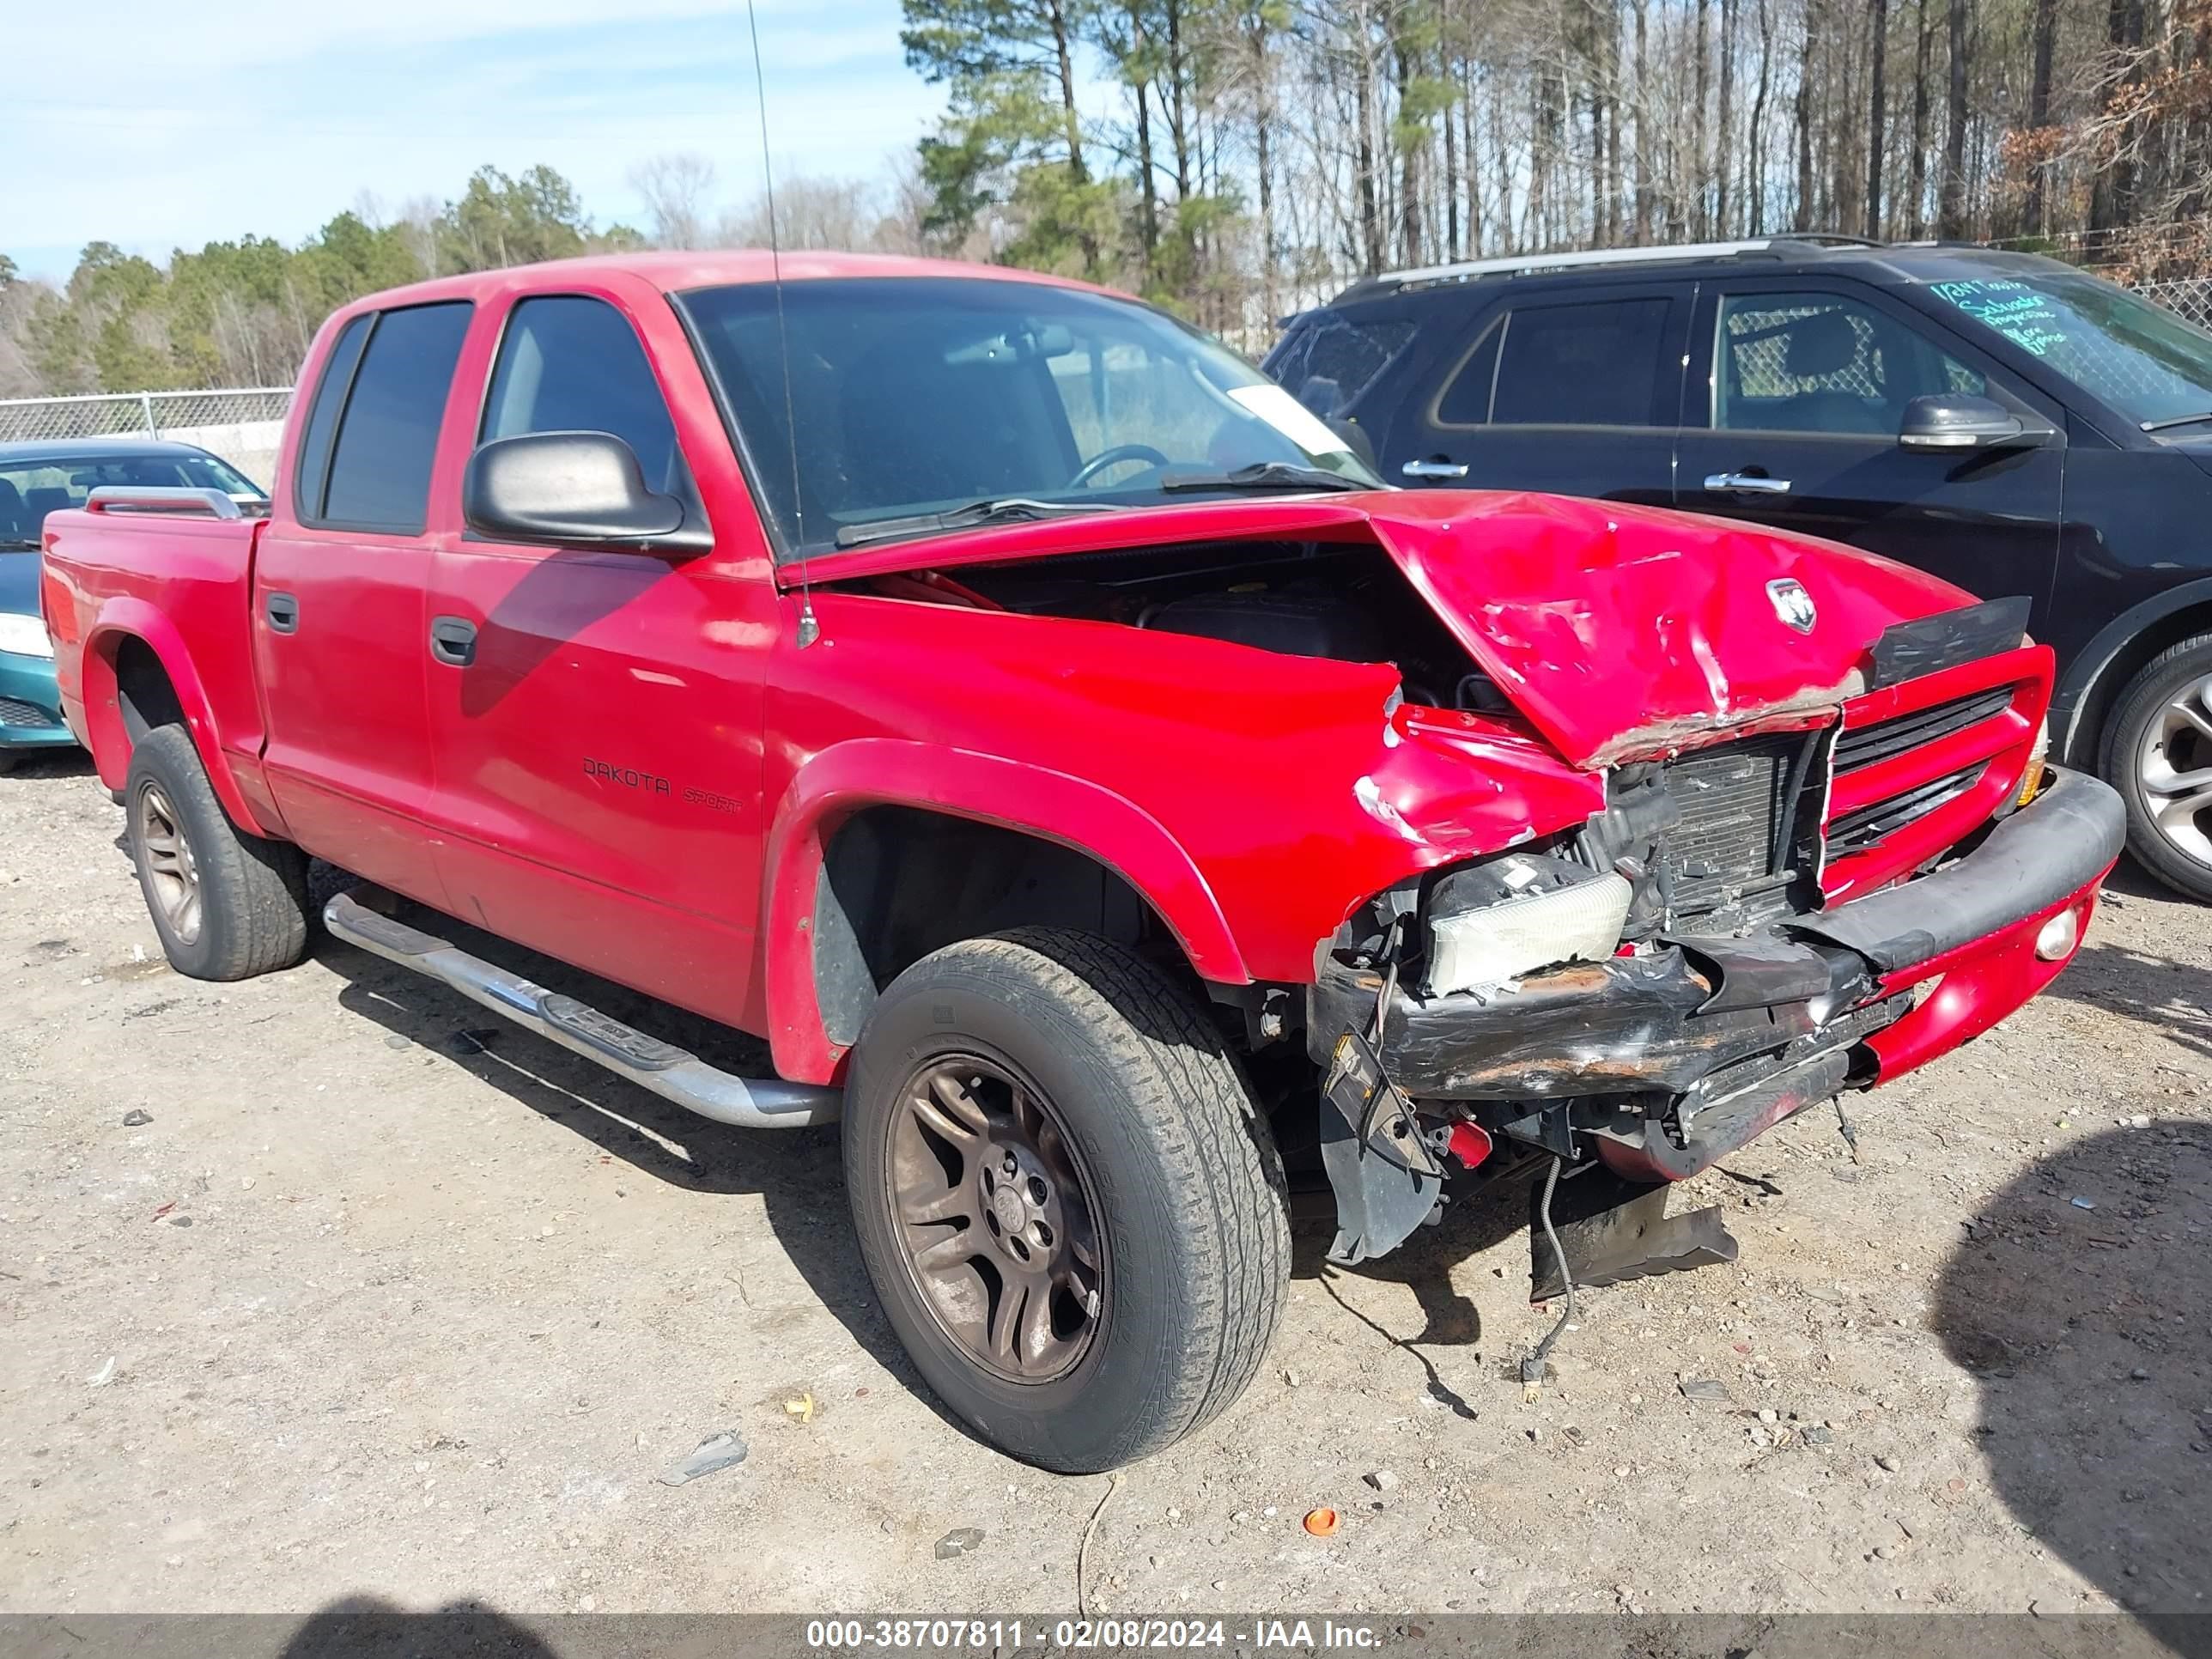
[
  {"xmin": 833, "ymin": 497, "xmax": 1117, "ymax": 550},
  {"xmin": 1158, "ymin": 460, "xmax": 1370, "ymax": 495},
  {"xmin": 2142, "ymin": 410, "xmax": 2212, "ymax": 433},
  {"xmin": 0, "ymin": 538, "xmax": 40, "ymax": 551}
]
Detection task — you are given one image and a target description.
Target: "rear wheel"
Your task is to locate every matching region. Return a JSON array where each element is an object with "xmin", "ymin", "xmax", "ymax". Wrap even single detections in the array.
[
  {"xmin": 842, "ymin": 928, "xmax": 1288, "ymax": 1472},
  {"xmin": 125, "ymin": 725, "xmax": 311, "ymax": 979}
]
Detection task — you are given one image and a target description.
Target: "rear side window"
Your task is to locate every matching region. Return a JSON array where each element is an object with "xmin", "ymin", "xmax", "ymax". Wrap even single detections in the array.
[
  {"xmin": 1268, "ymin": 314, "xmax": 1416, "ymax": 416},
  {"xmin": 314, "ymin": 301, "xmax": 473, "ymax": 533},
  {"xmin": 481, "ymin": 295, "xmax": 684, "ymax": 493},
  {"xmin": 293, "ymin": 313, "xmax": 370, "ymax": 520},
  {"xmin": 1437, "ymin": 297, "xmax": 1674, "ymax": 427}
]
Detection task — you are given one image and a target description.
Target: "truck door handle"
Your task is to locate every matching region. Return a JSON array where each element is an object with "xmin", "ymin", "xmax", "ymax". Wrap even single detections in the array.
[
  {"xmin": 264, "ymin": 592, "xmax": 299, "ymax": 634},
  {"xmin": 1401, "ymin": 458, "xmax": 1470, "ymax": 480},
  {"xmin": 1704, "ymin": 471, "xmax": 1794, "ymax": 495},
  {"xmin": 428, "ymin": 617, "xmax": 478, "ymax": 667}
]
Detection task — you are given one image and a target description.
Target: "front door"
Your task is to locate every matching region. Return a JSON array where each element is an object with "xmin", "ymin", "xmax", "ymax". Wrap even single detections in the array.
[
  {"xmin": 1673, "ymin": 281, "xmax": 2067, "ymax": 636},
  {"xmin": 421, "ymin": 286, "xmax": 780, "ymax": 1027},
  {"xmin": 1382, "ymin": 280, "xmax": 1692, "ymax": 506},
  {"xmin": 251, "ymin": 300, "xmax": 473, "ymax": 902}
]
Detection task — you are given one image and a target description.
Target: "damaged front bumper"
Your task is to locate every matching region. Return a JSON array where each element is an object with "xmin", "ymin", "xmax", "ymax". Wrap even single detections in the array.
[{"xmin": 1309, "ymin": 766, "xmax": 2124, "ymax": 1251}]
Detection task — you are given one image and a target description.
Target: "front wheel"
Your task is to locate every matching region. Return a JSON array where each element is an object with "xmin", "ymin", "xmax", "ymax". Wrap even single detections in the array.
[
  {"xmin": 2105, "ymin": 633, "xmax": 2212, "ymax": 903},
  {"xmin": 842, "ymin": 928, "xmax": 1289, "ymax": 1472}
]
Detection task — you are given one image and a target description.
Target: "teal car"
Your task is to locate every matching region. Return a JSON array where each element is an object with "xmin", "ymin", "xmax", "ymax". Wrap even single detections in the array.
[{"xmin": 0, "ymin": 439, "xmax": 266, "ymax": 770}]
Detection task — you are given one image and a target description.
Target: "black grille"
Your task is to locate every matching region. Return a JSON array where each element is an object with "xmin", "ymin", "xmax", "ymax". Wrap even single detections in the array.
[
  {"xmin": 1833, "ymin": 687, "xmax": 2014, "ymax": 773},
  {"xmin": 1662, "ymin": 733, "xmax": 1802, "ymax": 916},
  {"xmin": 0, "ymin": 696, "xmax": 54, "ymax": 729},
  {"xmin": 1827, "ymin": 763, "xmax": 1986, "ymax": 857}
]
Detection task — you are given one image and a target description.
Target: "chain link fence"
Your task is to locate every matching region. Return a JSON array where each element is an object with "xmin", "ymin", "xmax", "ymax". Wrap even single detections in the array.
[
  {"xmin": 0, "ymin": 388, "xmax": 293, "ymax": 489},
  {"xmin": 2134, "ymin": 276, "xmax": 2212, "ymax": 331}
]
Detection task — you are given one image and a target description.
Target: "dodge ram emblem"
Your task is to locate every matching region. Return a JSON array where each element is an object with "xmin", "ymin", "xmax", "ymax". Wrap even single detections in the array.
[{"xmin": 1767, "ymin": 578, "xmax": 1817, "ymax": 633}]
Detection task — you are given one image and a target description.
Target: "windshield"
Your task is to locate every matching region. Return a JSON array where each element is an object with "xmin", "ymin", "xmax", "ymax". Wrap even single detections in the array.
[
  {"xmin": 0, "ymin": 450, "xmax": 266, "ymax": 547},
  {"xmin": 1925, "ymin": 271, "xmax": 2212, "ymax": 428},
  {"xmin": 676, "ymin": 276, "xmax": 1382, "ymax": 556}
]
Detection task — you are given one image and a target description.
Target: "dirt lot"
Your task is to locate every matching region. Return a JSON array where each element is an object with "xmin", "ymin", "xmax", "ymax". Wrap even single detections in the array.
[{"xmin": 2, "ymin": 749, "xmax": 2208, "ymax": 1622}]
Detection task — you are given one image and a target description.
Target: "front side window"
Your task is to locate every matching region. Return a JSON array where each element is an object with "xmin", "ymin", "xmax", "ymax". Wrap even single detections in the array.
[
  {"xmin": 317, "ymin": 301, "xmax": 473, "ymax": 533},
  {"xmin": 1925, "ymin": 270, "xmax": 2212, "ymax": 429},
  {"xmin": 1714, "ymin": 291, "xmax": 1984, "ymax": 434},
  {"xmin": 1434, "ymin": 297, "xmax": 1674, "ymax": 428},
  {"xmin": 676, "ymin": 277, "xmax": 1379, "ymax": 556},
  {"xmin": 482, "ymin": 295, "xmax": 685, "ymax": 494}
]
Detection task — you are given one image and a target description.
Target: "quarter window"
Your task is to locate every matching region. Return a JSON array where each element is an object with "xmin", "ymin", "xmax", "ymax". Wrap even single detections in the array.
[
  {"xmin": 1714, "ymin": 291, "xmax": 1985, "ymax": 434},
  {"xmin": 316, "ymin": 301, "xmax": 473, "ymax": 532},
  {"xmin": 1435, "ymin": 297, "xmax": 1674, "ymax": 427},
  {"xmin": 482, "ymin": 295, "xmax": 686, "ymax": 494}
]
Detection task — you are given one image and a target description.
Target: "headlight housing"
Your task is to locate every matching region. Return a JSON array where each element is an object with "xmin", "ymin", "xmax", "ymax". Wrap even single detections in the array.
[
  {"xmin": 0, "ymin": 613, "xmax": 53, "ymax": 659},
  {"xmin": 1425, "ymin": 853, "xmax": 1633, "ymax": 995}
]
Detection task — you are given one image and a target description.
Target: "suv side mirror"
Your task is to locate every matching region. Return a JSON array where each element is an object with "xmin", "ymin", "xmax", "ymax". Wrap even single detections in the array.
[
  {"xmin": 463, "ymin": 431, "xmax": 709, "ymax": 553},
  {"xmin": 1899, "ymin": 394, "xmax": 2049, "ymax": 453}
]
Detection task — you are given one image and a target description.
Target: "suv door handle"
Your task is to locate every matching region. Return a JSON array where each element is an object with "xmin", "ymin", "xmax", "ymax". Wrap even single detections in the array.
[
  {"xmin": 1704, "ymin": 471, "xmax": 1793, "ymax": 495},
  {"xmin": 1401, "ymin": 458, "xmax": 1470, "ymax": 480},
  {"xmin": 428, "ymin": 616, "xmax": 478, "ymax": 667},
  {"xmin": 264, "ymin": 592, "xmax": 299, "ymax": 634}
]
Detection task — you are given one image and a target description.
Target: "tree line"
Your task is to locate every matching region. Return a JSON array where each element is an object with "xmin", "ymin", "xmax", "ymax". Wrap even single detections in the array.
[
  {"xmin": 8, "ymin": 0, "xmax": 2211, "ymax": 398},
  {"xmin": 902, "ymin": 0, "xmax": 2212, "ymax": 331}
]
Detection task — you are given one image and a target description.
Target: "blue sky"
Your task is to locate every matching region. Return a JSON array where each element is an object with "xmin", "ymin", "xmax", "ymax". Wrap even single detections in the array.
[{"xmin": 4, "ymin": 0, "xmax": 951, "ymax": 283}]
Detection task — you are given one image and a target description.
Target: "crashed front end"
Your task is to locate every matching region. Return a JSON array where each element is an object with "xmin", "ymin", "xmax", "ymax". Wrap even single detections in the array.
[{"xmin": 1308, "ymin": 600, "xmax": 2125, "ymax": 1273}]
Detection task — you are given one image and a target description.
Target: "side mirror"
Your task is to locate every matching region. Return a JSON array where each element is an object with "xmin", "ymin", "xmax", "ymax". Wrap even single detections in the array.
[
  {"xmin": 463, "ymin": 431, "xmax": 708, "ymax": 553},
  {"xmin": 1899, "ymin": 394, "xmax": 2049, "ymax": 453}
]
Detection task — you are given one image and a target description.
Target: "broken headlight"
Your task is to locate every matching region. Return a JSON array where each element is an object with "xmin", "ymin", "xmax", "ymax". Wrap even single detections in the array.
[{"xmin": 1425, "ymin": 853, "xmax": 1632, "ymax": 996}]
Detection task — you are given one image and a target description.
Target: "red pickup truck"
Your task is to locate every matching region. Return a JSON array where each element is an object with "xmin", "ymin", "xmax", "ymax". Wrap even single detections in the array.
[{"xmin": 41, "ymin": 252, "xmax": 2123, "ymax": 1472}]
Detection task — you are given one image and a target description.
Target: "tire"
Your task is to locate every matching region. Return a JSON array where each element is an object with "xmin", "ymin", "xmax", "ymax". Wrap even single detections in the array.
[
  {"xmin": 2103, "ymin": 633, "xmax": 2212, "ymax": 903},
  {"xmin": 125, "ymin": 724, "xmax": 311, "ymax": 979},
  {"xmin": 842, "ymin": 928, "xmax": 1289, "ymax": 1473}
]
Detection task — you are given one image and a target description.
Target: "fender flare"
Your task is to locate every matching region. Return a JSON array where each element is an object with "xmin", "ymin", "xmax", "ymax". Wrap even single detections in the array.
[
  {"xmin": 759, "ymin": 738, "xmax": 1249, "ymax": 1084},
  {"xmin": 2053, "ymin": 575, "xmax": 2212, "ymax": 760},
  {"xmin": 81, "ymin": 599, "xmax": 276, "ymax": 838}
]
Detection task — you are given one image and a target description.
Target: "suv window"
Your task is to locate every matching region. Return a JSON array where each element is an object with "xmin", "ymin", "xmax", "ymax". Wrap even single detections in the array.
[
  {"xmin": 1714, "ymin": 291, "xmax": 1984, "ymax": 434},
  {"xmin": 482, "ymin": 295, "xmax": 684, "ymax": 493},
  {"xmin": 1270, "ymin": 314, "xmax": 1416, "ymax": 417},
  {"xmin": 317, "ymin": 301, "xmax": 473, "ymax": 532},
  {"xmin": 1435, "ymin": 297, "xmax": 1674, "ymax": 427}
]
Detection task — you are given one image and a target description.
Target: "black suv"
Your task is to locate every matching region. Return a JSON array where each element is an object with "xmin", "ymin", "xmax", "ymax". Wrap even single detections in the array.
[{"xmin": 1267, "ymin": 236, "xmax": 2212, "ymax": 901}]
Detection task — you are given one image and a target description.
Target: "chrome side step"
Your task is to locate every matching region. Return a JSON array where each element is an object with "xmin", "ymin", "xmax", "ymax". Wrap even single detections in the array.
[{"xmin": 324, "ymin": 891, "xmax": 841, "ymax": 1129}]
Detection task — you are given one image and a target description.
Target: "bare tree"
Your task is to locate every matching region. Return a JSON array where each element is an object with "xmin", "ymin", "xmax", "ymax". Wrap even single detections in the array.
[{"xmin": 631, "ymin": 153, "xmax": 720, "ymax": 251}]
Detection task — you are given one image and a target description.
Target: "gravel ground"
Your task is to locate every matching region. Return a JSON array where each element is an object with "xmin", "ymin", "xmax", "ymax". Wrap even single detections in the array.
[{"xmin": 1, "ymin": 749, "xmax": 2207, "ymax": 1622}]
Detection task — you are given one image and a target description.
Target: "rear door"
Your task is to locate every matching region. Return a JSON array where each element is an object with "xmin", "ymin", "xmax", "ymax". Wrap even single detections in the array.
[
  {"xmin": 252, "ymin": 301, "xmax": 471, "ymax": 902},
  {"xmin": 1673, "ymin": 279, "xmax": 2065, "ymax": 631},
  {"xmin": 421, "ymin": 283, "xmax": 780, "ymax": 1024},
  {"xmin": 1381, "ymin": 280, "xmax": 1691, "ymax": 504}
]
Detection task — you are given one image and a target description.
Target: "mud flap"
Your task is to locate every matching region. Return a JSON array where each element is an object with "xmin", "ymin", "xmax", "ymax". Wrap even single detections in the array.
[
  {"xmin": 1530, "ymin": 1164, "xmax": 1739, "ymax": 1302},
  {"xmin": 1320, "ymin": 1031, "xmax": 1444, "ymax": 1266}
]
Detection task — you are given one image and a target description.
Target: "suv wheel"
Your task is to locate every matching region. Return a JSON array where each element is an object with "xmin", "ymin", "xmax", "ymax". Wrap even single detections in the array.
[
  {"xmin": 125, "ymin": 725, "xmax": 312, "ymax": 979},
  {"xmin": 842, "ymin": 928, "xmax": 1289, "ymax": 1472},
  {"xmin": 2105, "ymin": 632, "xmax": 2212, "ymax": 902}
]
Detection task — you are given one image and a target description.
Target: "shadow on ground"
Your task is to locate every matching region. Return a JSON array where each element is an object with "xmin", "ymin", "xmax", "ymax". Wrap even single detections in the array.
[
  {"xmin": 1931, "ymin": 1121, "xmax": 2212, "ymax": 1618},
  {"xmin": 282, "ymin": 1595, "xmax": 561, "ymax": 1658},
  {"xmin": 303, "ymin": 902, "xmax": 970, "ymax": 1443}
]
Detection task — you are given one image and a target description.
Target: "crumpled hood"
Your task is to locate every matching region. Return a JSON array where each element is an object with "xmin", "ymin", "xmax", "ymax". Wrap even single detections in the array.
[
  {"xmin": 800, "ymin": 488, "xmax": 1984, "ymax": 770},
  {"xmin": 1364, "ymin": 491, "xmax": 1980, "ymax": 767}
]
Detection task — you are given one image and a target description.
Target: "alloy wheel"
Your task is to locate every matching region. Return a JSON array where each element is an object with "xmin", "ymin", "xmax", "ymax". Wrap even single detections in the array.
[
  {"xmin": 885, "ymin": 1054, "xmax": 1106, "ymax": 1383},
  {"xmin": 2138, "ymin": 671, "xmax": 2212, "ymax": 867},
  {"xmin": 137, "ymin": 782, "xmax": 203, "ymax": 944}
]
